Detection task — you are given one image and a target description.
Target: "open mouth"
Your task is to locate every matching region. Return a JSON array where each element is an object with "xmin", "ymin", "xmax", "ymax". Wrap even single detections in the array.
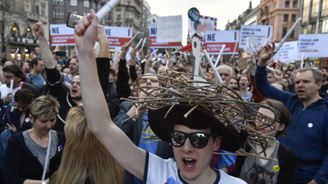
[
  {"xmin": 71, "ymin": 89, "xmax": 78, "ymax": 95},
  {"xmin": 182, "ymin": 157, "xmax": 196, "ymax": 171}
]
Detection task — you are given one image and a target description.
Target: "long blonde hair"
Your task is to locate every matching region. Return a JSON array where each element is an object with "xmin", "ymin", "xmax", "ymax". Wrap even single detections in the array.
[{"xmin": 51, "ymin": 106, "xmax": 123, "ymax": 184}]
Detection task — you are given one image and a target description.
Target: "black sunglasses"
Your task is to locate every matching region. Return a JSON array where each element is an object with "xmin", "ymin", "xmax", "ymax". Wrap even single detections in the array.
[{"xmin": 171, "ymin": 131, "xmax": 215, "ymax": 149}]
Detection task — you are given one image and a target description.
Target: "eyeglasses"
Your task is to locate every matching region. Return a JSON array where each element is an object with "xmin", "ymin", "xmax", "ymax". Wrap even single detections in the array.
[{"xmin": 171, "ymin": 131, "xmax": 215, "ymax": 149}]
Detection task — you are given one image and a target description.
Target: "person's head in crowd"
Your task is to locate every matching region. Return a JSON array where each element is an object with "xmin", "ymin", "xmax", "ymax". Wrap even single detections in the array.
[
  {"xmin": 320, "ymin": 67, "xmax": 328, "ymax": 82},
  {"xmin": 217, "ymin": 64, "xmax": 233, "ymax": 85},
  {"xmin": 267, "ymin": 70, "xmax": 275, "ymax": 84},
  {"xmin": 148, "ymin": 104, "xmax": 248, "ymax": 182},
  {"xmin": 254, "ymin": 99, "xmax": 291, "ymax": 137},
  {"xmin": 136, "ymin": 73, "xmax": 160, "ymax": 98},
  {"xmin": 21, "ymin": 61, "xmax": 31, "ymax": 74},
  {"xmin": 238, "ymin": 75, "xmax": 250, "ymax": 91},
  {"xmin": 228, "ymin": 77, "xmax": 239, "ymax": 90},
  {"xmin": 2, "ymin": 64, "xmax": 25, "ymax": 88},
  {"xmin": 29, "ymin": 95, "xmax": 59, "ymax": 136},
  {"xmin": 3, "ymin": 60, "xmax": 14, "ymax": 67},
  {"xmin": 295, "ymin": 68, "xmax": 323, "ymax": 104},
  {"xmin": 30, "ymin": 57, "xmax": 45, "ymax": 74},
  {"xmin": 51, "ymin": 106, "xmax": 123, "ymax": 184},
  {"xmin": 70, "ymin": 75, "xmax": 81, "ymax": 101},
  {"xmin": 68, "ymin": 57, "xmax": 79, "ymax": 76},
  {"xmin": 14, "ymin": 88, "xmax": 38, "ymax": 112}
]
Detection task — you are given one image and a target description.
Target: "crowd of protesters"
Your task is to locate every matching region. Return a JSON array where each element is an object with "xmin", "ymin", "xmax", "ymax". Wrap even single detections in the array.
[{"xmin": 0, "ymin": 13, "xmax": 327, "ymax": 184}]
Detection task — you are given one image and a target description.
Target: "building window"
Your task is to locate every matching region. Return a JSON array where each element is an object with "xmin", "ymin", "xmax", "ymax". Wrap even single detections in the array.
[
  {"xmin": 291, "ymin": 14, "xmax": 296, "ymax": 22},
  {"xmin": 117, "ymin": 14, "xmax": 121, "ymax": 20},
  {"xmin": 312, "ymin": 0, "xmax": 320, "ymax": 17},
  {"xmin": 303, "ymin": 0, "xmax": 311, "ymax": 22},
  {"xmin": 53, "ymin": 0, "xmax": 64, "ymax": 5},
  {"xmin": 83, "ymin": 0, "xmax": 89, "ymax": 7},
  {"xmin": 292, "ymin": 0, "xmax": 298, "ymax": 8},
  {"xmin": 282, "ymin": 27, "xmax": 288, "ymax": 38},
  {"xmin": 70, "ymin": 0, "xmax": 78, "ymax": 6},
  {"xmin": 24, "ymin": 0, "xmax": 32, "ymax": 13},
  {"xmin": 283, "ymin": 14, "xmax": 289, "ymax": 22},
  {"xmin": 323, "ymin": 0, "xmax": 328, "ymax": 16},
  {"xmin": 41, "ymin": 2, "xmax": 47, "ymax": 16},
  {"xmin": 285, "ymin": 0, "xmax": 290, "ymax": 8},
  {"xmin": 53, "ymin": 10, "xmax": 64, "ymax": 19}
]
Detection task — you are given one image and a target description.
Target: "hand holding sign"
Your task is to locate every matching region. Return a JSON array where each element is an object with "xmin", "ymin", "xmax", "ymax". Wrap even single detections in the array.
[{"xmin": 257, "ymin": 44, "xmax": 275, "ymax": 67}]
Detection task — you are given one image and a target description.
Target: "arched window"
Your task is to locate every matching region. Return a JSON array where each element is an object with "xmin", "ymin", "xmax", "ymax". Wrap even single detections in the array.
[{"xmin": 10, "ymin": 23, "xmax": 20, "ymax": 37}]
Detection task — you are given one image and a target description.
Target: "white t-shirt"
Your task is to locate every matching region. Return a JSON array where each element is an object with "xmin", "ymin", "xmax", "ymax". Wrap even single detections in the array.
[{"xmin": 144, "ymin": 152, "xmax": 246, "ymax": 184}]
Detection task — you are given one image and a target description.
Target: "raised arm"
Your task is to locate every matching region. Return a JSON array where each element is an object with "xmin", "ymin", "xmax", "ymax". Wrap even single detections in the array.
[
  {"xmin": 75, "ymin": 10, "xmax": 146, "ymax": 180},
  {"xmin": 33, "ymin": 22, "xmax": 57, "ymax": 69}
]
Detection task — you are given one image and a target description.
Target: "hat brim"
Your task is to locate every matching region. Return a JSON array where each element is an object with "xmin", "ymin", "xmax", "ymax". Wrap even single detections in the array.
[{"xmin": 148, "ymin": 105, "xmax": 248, "ymax": 152}]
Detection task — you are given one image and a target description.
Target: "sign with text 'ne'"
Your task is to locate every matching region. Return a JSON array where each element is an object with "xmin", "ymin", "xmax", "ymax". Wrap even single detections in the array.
[
  {"xmin": 50, "ymin": 24, "xmax": 132, "ymax": 47},
  {"xmin": 104, "ymin": 26, "xmax": 132, "ymax": 47},
  {"xmin": 273, "ymin": 41, "xmax": 301, "ymax": 63},
  {"xmin": 148, "ymin": 23, "xmax": 182, "ymax": 48},
  {"xmin": 239, "ymin": 25, "xmax": 272, "ymax": 53},
  {"xmin": 204, "ymin": 30, "xmax": 239, "ymax": 54},
  {"xmin": 50, "ymin": 24, "xmax": 75, "ymax": 46},
  {"xmin": 156, "ymin": 15, "xmax": 183, "ymax": 43},
  {"xmin": 299, "ymin": 34, "xmax": 328, "ymax": 58}
]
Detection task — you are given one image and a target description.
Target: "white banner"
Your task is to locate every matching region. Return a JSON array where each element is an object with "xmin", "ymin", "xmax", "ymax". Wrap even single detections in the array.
[
  {"xmin": 148, "ymin": 23, "xmax": 182, "ymax": 48},
  {"xmin": 50, "ymin": 24, "xmax": 133, "ymax": 47},
  {"xmin": 50, "ymin": 24, "xmax": 75, "ymax": 46},
  {"xmin": 273, "ymin": 41, "xmax": 301, "ymax": 63},
  {"xmin": 204, "ymin": 30, "xmax": 239, "ymax": 54},
  {"xmin": 104, "ymin": 26, "xmax": 133, "ymax": 47},
  {"xmin": 239, "ymin": 25, "xmax": 272, "ymax": 53},
  {"xmin": 157, "ymin": 15, "xmax": 182, "ymax": 43},
  {"xmin": 299, "ymin": 34, "xmax": 328, "ymax": 58}
]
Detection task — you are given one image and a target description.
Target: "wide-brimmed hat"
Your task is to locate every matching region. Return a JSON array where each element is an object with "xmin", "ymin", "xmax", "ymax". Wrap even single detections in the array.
[
  {"xmin": 148, "ymin": 104, "xmax": 248, "ymax": 152},
  {"xmin": 127, "ymin": 71, "xmax": 279, "ymax": 157}
]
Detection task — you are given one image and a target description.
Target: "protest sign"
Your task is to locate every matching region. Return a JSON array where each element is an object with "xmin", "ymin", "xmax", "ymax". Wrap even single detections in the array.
[
  {"xmin": 239, "ymin": 25, "xmax": 272, "ymax": 53},
  {"xmin": 157, "ymin": 15, "xmax": 183, "ymax": 43},
  {"xmin": 299, "ymin": 34, "xmax": 328, "ymax": 58},
  {"xmin": 104, "ymin": 26, "xmax": 133, "ymax": 47},
  {"xmin": 204, "ymin": 30, "xmax": 239, "ymax": 54},
  {"xmin": 148, "ymin": 23, "xmax": 182, "ymax": 48},
  {"xmin": 50, "ymin": 24, "xmax": 75, "ymax": 46},
  {"xmin": 273, "ymin": 41, "xmax": 301, "ymax": 63}
]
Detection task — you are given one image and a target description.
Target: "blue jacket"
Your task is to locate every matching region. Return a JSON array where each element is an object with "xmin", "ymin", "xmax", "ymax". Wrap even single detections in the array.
[{"xmin": 256, "ymin": 66, "xmax": 328, "ymax": 184}]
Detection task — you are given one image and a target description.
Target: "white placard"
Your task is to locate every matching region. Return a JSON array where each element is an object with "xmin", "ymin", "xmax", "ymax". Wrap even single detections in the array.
[
  {"xmin": 239, "ymin": 25, "xmax": 272, "ymax": 53},
  {"xmin": 273, "ymin": 41, "xmax": 301, "ymax": 63},
  {"xmin": 204, "ymin": 30, "xmax": 239, "ymax": 54},
  {"xmin": 299, "ymin": 34, "xmax": 328, "ymax": 58},
  {"xmin": 148, "ymin": 23, "xmax": 182, "ymax": 48},
  {"xmin": 157, "ymin": 15, "xmax": 182, "ymax": 43}
]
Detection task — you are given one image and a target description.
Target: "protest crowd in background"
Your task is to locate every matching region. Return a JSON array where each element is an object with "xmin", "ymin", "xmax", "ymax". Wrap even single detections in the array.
[{"xmin": 0, "ymin": 5, "xmax": 327, "ymax": 184}]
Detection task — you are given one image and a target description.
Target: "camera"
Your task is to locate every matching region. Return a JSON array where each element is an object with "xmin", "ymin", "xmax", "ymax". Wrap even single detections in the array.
[{"xmin": 66, "ymin": 12, "xmax": 83, "ymax": 28}]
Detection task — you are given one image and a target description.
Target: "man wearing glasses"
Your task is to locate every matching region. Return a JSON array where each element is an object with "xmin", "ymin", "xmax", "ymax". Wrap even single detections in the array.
[{"xmin": 75, "ymin": 10, "xmax": 248, "ymax": 184}]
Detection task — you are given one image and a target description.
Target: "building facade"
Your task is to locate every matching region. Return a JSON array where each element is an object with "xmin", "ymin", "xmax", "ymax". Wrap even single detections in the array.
[
  {"xmin": 0, "ymin": 0, "xmax": 48, "ymax": 61},
  {"xmin": 226, "ymin": 1, "xmax": 260, "ymax": 30},
  {"xmin": 258, "ymin": 0, "xmax": 301, "ymax": 42},
  {"xmin": 302, "ymin": 0, "xmax": 328, "ymax": 33}
]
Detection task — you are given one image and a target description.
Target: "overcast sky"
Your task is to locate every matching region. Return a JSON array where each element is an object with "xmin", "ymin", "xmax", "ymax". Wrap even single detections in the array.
[{"xmin": 145, "ymin": 0, "xmax": 260, "ymax": 44}]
